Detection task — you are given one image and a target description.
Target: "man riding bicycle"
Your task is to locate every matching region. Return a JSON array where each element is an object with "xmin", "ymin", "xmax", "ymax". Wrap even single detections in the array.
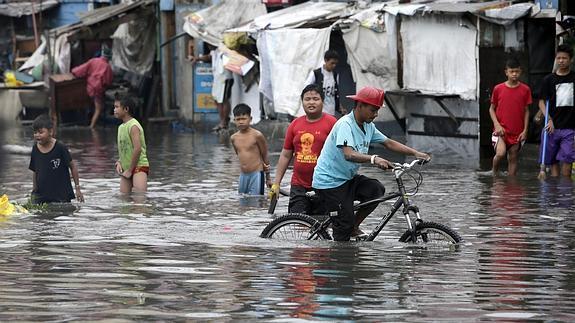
[{"xmin": 312, "ymin": 86, "xmax": 430, "ymax": 241}]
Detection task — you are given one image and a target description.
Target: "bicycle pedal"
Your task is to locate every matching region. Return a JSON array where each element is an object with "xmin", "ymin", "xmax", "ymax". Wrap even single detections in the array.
[{"xmin": 353, "ymin": 235, "xmax": 368, "ymax": 242}]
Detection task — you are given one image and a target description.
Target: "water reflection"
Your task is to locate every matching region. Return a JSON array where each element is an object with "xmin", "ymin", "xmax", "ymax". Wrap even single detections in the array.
[
  {"xmin": 539, "ymin": 177, "xmax": 574, "ymax": 210},
  {"xmin": 1, "ymin": 124, "xmax": 575, "ymax": 320}
]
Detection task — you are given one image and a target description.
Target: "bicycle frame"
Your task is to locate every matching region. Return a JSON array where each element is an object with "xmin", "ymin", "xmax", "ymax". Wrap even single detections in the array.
[{"xmin": 308, "ymin": 160, "xmax": 424, "ymax": 241}]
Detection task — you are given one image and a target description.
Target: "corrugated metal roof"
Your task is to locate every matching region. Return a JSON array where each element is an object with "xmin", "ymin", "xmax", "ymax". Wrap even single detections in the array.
[
  {"xmin": 227, "ymin": 1, "xmax": 351, "ymax": 33},
  {"xmin": 423, "ymin": 0, "xmax": 512, "ymax": 13},
  {"xmin": 0, "ymin": 0, "xmax": 59, "ymax": 17},
  {"xmin": 51, "ymin": 0, "xmax": 156, "ymax": 37}
]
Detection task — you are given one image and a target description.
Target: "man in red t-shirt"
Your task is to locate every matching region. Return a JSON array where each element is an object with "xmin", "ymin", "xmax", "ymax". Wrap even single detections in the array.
[
  {"xmin": 489, "ymin": 58, "xmax": 532, "ymax": 176},
  {"xmin": 271, "ymin": 84, "xmax": 337, "ymax": 214}
]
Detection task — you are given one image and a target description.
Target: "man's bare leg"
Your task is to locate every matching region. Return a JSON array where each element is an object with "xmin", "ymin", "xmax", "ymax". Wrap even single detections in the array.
[
  {"xmin": 90, "ymin": 98, "xmax": 103, "ymax": 128},
  {"xmin": 222, "ymin": 99, "xmax": 231, "ymax": 129}
]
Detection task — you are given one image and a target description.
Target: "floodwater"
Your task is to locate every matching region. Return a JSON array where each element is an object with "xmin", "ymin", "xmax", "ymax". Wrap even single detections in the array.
[{"xmin": 1, "ymin": 123, "xmax": 575, "ymax": 321}]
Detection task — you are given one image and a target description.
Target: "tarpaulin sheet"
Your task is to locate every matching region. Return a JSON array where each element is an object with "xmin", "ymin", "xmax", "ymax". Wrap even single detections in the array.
[
  {"xmin": 401, "ymin": 14, "xmax": 477, "ymax": 100},
  {"xmin": 257, "ymin": 28, "xmax": 331, "ymax": 116},
  {"xmin": 229, "ymin": 1, "xmax": 349, "ymax": 33},
  {"xmin": 183, "ymin": 0, "xmax": 266, "ymax": 46},
  {"xmin": 342, "ymin": 14, "xmax": 399, "ymax": 95},
  {"xmin": 111, "ymin": 10, "xmax": 156, "ymax": 75},
  {"xmin": 479, "ymin": 3, "xmax": 534, "ymax": 26}
]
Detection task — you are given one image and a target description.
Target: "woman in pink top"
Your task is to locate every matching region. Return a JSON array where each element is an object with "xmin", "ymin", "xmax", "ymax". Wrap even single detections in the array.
[{"xmin": 72, "ymin": 46, "xmax": 113, "ymax": 128}]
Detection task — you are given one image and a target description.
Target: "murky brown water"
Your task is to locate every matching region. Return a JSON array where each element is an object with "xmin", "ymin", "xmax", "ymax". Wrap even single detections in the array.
[{"xmin": 1, "ymin": 123, "xmax": 575, "ymax": 321}]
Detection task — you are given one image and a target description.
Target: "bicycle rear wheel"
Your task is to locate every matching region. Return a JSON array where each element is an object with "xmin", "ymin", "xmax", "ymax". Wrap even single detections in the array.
[
  {"xmin": 260, "ymin": 213, "xmax": 331, "ymax": 240},
  {"xmin": 399, "ymin": 221, "xmax": 461, "ymax": 245}
]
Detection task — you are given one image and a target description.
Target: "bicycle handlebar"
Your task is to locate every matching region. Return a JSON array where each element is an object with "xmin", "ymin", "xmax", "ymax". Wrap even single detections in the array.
[{"xmin": 392, "ymin": 158, "xmax": 430, "ymax": 171}]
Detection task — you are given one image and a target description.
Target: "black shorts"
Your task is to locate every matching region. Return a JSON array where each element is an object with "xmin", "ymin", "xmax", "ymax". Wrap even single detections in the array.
[
  {"xmin": 316, "ymin": 175, "xmax": 385, "ymax": 241},
  {"xmin": 288, "ymin": 185, "xmax": 325, "ymax": 215},
  {"xmin": 223, "ymin": 78, "xmax": 234, "ymax": 102}
]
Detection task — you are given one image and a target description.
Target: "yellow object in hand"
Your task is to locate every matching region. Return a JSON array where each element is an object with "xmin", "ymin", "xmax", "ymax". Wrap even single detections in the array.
[{"xmin": 269, "ymin": 183, "xmax": 280, "ymax": 200}]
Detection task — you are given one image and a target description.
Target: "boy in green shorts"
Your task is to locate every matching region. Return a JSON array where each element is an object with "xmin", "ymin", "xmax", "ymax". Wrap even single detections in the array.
[{"xmin": 113, "ymin": 95, "xmax": 149, "ymax": 193}]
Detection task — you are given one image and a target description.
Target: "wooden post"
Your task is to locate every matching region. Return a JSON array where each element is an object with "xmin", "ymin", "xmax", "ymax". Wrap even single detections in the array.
[{"xmin": 31, "ymin": 1, "xmax": 40, "ymax": 49}]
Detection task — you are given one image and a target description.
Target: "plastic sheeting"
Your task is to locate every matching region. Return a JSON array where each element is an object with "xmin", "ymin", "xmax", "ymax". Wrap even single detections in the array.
[
  {"xmin": 111, "ymin": 10, "xmax": 156, "ymax": 75},
  {"xmin": 183, "ymin": 0, "xmax": 266, "ymax": 46},
  {"xmin": 479, "ymin": 3, "xmax": 534, "ymax": 26},
  {"xmin": 230, "ymin": 73, "xmax": 261, "ymax": 125},
  {"xmin": 257, "ymin": 28, "xmax": 331, "ymax": 116},
  {"xmin": 342, "ymin": 14, "xmax": 399, "ymax": 95},
  {"xmin": 401, "ymin": 14, "xmax": 477, "ymax": 100},
  {"xmin": 53, "ymin": 34, "xmax": 71, "ymax": 74},
  {"xmin": 229, "ymin": 2, "xmax": 349, "ymax": 33},
  {"xmin": 17, "ymin": 34, "xmax": 70, "ymax": 78},
  {"xmin": 18, "ymin": 37, "xmax": 46, "ymax": 72}
]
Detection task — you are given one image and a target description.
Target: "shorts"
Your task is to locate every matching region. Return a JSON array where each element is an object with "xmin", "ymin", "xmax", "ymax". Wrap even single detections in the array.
[
  {"xmin": 539, "ymin": 128, "xmax": 575, "ymax": 165},
  {"xmin": 238, "ymin": 171, "xmax": 264, "ymax": 195},
  {"xmin": 492, "ymin": 133, "xmax": 524, "ymax": 151},
  {"xmin": 133, "ymin": 166, "xmax": 149, "ymax": 175},
  {"xmin": 288, "ymin": 185, "xmax": 326, "ymax": 215},
  {"xmin": 212, "ymin": 78, "xmax": 234, "ymax": 104},
  {"xmin": 316, "ymin": 175, "xmax": 385, "ymax": 241}
]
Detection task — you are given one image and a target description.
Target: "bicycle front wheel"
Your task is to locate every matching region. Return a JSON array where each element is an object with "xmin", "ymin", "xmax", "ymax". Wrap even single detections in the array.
[
  {"xmin": 399, "ymin": 221, "xmax": 461, "ymax": 245},
  {"xmin": 260, "ymin": 213, "xmax": 331, "ymax": 240}
]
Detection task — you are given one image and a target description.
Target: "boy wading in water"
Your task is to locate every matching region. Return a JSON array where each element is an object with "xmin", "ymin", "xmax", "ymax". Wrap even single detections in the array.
[
  {"xmin": 29, "ymin": 114, "xmax": 84, "ymax": 204},
  {"xmin": 114, "ymin": 95, "xmax": 149, "ymax": 193},
  {"xmin": 539, "ymin": 44, "xmax": 575, "ymax": 177},
  {"xmin": 230, "ymin": 104, "xmax": 272, "ymax": 195},
  {"xmin": 489, "ymin": 58, "xmax": 532, "ymax": 176}
]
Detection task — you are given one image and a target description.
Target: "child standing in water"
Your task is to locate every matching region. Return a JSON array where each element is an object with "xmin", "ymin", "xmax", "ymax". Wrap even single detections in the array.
[
  {"xmin": 489, "ymin": 58, "xmax": 532, "ymax": 176},
  {"xmin": 230, "ymin": 104, "xmax": 272, "ymax": 195},
  {"xmin": 29, "ymin": 114, "xmax": 84, "ymax": 204},
  {"xmin": 114, "ymin": 95, "xmax": 149, "ymax": 193}
]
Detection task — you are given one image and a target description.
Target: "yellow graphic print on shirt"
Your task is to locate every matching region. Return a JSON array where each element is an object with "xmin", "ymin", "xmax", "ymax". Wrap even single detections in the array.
[{"xmin": 296, "ymin": 132, "xmax": 317, "ymax": 164}]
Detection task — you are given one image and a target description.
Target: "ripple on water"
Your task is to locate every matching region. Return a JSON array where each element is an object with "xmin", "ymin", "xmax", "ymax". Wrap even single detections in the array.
[{"xmin": 2, "ymin": 127, "xmax": 575, "ymax": 320}]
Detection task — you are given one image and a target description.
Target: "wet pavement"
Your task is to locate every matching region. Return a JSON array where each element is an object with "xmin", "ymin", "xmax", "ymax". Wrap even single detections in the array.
[{"xmin": 1, "ymin": 122, "xmax": 575, "ymax": 321}]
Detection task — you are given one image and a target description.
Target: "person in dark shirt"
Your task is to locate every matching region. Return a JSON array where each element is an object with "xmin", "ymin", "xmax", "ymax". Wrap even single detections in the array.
[
  {"xmin": 29, "ymin": 115, "xmax": 84, "ymax": 204},
  {"xmin": 539, "ymin": 44, "xmax": 575, "ymax": 177}
]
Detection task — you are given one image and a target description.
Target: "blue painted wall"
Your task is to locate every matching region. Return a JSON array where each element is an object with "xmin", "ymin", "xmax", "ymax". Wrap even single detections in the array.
[
  {"xmin": 50, "ymin": 2, "xmax": 89, "ymax": 27},
  {"xmin": 46, "ymin": 0, "xmax": 113, "ymax": 29}
]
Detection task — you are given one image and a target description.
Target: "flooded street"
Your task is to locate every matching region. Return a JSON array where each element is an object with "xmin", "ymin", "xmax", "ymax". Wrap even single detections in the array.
[{"xmin": 1, "ymin": 123, "xmax": 575, "ymax": 321}]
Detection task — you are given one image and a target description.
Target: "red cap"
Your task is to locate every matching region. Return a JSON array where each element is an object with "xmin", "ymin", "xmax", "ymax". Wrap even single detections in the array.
[{"xmin": 346, "ymin": 86, "xmax": 385, "ymax": 108}]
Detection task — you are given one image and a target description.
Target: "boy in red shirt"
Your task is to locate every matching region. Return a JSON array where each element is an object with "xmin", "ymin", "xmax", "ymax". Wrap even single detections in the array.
[
  {"xmin": 489, "ymin": 58, "xmax": 532, "ymax": 176},
  {"xmin": 270, "ymin": 84, "xmax": 337, "ymax": 214}
]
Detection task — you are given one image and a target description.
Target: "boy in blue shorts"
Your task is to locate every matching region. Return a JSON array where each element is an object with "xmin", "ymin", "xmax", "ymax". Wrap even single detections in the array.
[
  {"xmin": 539, "ymin": 44, "xmax": 575, "ymax": 177},
  {"xmin": 230, "ymin": 104, "xmax": 272, "ymax": 195}
]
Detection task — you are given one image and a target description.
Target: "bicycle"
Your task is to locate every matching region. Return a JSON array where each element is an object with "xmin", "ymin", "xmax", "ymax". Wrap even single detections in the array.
[{"xmin": 260, "ymin": 159, "xmax": 462, "ymax": 245}]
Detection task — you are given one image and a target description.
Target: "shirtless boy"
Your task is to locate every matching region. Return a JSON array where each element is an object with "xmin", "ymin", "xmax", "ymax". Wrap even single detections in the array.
[{"xmin": 230, "ymin": 104, "xmax": 272, "ymax": 195}]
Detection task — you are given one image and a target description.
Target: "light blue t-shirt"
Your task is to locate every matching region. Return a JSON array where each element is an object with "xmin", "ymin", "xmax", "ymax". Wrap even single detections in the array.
[{"xmin": 312, "ymin": 112, "xmax": 388, "ymax": 189}]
